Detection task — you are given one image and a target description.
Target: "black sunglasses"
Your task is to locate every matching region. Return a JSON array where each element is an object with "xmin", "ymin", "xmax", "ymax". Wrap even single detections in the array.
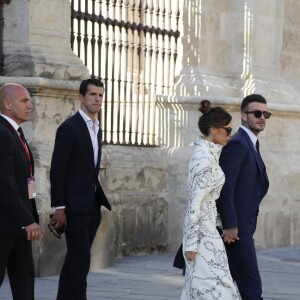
[
  {"xmin": 219, "ymin": 126, "xmax": 233, "ymax": 136},
  {"xmin": 244, "ymin": 110, "xmax": 271, "ymax": 119}
]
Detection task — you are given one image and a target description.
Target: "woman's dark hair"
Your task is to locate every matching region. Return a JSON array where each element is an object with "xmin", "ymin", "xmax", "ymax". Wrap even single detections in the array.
[{"xmin": 198, "ymin": 100, "xmax": 232, "ymax": 136}]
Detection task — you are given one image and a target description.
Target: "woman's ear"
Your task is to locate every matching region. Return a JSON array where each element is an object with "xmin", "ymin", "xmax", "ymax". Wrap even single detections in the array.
[{"xmin": 210, "ymin": 126, "xmax": 216, "ymax": 136}]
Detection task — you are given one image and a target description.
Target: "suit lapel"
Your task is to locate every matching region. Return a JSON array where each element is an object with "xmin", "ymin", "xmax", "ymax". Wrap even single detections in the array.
[{"xmin": 0, "ymin": 116, "xmax": 32, "ymax": 167}]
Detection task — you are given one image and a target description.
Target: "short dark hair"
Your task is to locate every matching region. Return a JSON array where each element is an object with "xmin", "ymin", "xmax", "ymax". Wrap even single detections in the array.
[
  {"xmin": 198, "ymin": 100, "xmax": 232, "ymax": 136},
  {"xmin": 79, "ymin": 78, "xmax": 104, "ymax": 96},
  {"xmin": 241, "ymin": 94, "xmax": 267, "ymax": 112}
]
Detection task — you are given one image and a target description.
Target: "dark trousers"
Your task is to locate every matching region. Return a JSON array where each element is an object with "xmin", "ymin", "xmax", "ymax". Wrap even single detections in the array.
[
  {"xmin": 225, "ymin": 236, "xmax": 263, "ymax": 300},
  {"xmin": 56, "ymin": 200, "xmax": 101, "ymax": 300},
  {"xmin": 0, "ymin": 231, "xmax": 35, "ymax": 300}
]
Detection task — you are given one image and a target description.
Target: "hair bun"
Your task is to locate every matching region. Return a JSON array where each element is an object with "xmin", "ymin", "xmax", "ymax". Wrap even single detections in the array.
[{"xmin": 199, "ymin": 100, "xmax": 212, "ymax": 114}]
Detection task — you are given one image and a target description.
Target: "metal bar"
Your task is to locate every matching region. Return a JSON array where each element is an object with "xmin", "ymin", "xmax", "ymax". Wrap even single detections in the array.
[
  {"xmin": 146, "ymin": 1, "xmax": 155, "ymax": 146},
  {"xmin": 70, "ymin": 0, "xmax": 75, "ymax": 51},
  {"xmin": 103, "ymin": 0, "xmax": 110, "ymax": 143},
  {"xmin": 152, "ymin": 3, "xmax": 160, "ymax": 145},
  {"xmin": 90, "ymin": 0, "xmax": 96, "ymax": 77},
  {"xmin": 122, "ymin": 0, "xmax": 129, "ymax": 144},
  {"xmin": 134, "ymin": 0, "xmax": 142, "ymax": 145},
  {"xmin": 77, "ymin": 0, "xmax": 82, "ymax": 57},
  {"xmin": 110, "ymin": 0, "xmax": 117, "ymax": 143},
  {"xmin": 128, "ymin": 1, "xmax": 135, "ymax": 145},
  {"xmin": 98, "ymin": 0, "xmax": 105, "ymax": 142},
  {"xmin": 161, "ymin": 3, "xmax": 166, "ymax": 94},
  {"xmin": 116, "ymin": 0, "xmax": 123, "ymax": 144},
  {"xmin": 139, "ymin": 1, "xmax": 148, "ymax": 146},
  {"xmin": 83, "ymin": 0, "xmax": 89, "ymax": 65}
]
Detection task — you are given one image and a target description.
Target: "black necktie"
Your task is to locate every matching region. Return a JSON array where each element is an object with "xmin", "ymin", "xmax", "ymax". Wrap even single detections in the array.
[
  {"xmin": 256, "ymin": 139, "xmax": 266, "ymax": 172},
  {"xmin": 18, "ymin": 127, "xmax": 27, "ymax": 145},
  {"xmin": 256, "ymin": 140, "xmax": 260, "ymax": 154}
]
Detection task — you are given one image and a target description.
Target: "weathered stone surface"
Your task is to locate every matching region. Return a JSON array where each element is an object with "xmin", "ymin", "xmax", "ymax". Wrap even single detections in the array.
[
  {"xmin": 3, "ymin": 0, "xmax": 89, "ymax": 80},
  {"xmin": 101, "ymin": 146, "xmax": 168, "ymax": 257}
]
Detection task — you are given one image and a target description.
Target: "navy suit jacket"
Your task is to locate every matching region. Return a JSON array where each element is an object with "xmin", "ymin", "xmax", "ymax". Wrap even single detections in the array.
[
  {"xmin": 217, "ymin": 127, "xmax": 269, "ymax": 236},
  {"xmin": 0, "ymin": 116, "xmax": 38, "ymax": 233},
  {"xmin": 50, "ymin": 112, "xmax": 111, "ymax": 213}
]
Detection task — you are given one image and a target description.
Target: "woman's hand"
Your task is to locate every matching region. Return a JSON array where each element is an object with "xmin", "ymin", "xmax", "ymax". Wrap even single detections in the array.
[
  {"xmin": 222, "ymin": 227, "xmax": 239, "ymax": 244},
  {"xmin": 185, "ymin": 251, "xmax": 197, "ymax": 262}
]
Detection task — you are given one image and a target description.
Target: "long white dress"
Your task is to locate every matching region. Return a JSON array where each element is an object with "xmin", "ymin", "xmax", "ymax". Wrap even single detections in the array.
[{"xmin": 181, "ymin": 139, "xmax": 239, "ymax": 300}]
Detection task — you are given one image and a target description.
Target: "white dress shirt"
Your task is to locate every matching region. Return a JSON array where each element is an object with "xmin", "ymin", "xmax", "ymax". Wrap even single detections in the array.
[
  {"xmin": 55, "ymin": 110, "xmax": 100, "ymax": 210},
  {"xmin": 79, "ymin": 109, "xmax": 99, "ymax": 166}
]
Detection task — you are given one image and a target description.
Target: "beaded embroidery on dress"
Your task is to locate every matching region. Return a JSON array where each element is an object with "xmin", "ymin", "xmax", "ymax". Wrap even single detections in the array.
[{"xmin": 181, "ymin": 139, "xmax": 239, "ymax": 300}]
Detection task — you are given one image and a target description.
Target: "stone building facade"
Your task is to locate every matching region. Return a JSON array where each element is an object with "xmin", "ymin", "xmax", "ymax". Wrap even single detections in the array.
[{"xmin": 1, "ymin": 0, "xmax": 300, "ymax": 275}]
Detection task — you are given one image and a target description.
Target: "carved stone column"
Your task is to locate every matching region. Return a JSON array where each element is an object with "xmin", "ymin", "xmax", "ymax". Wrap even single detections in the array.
[
  {"xmin": 173, "ymin": 0, "xmax": 296, "ymax": 102},
  {"xmin": 3, "ymin": 0, "xmax": 89, "ymax": 79}
]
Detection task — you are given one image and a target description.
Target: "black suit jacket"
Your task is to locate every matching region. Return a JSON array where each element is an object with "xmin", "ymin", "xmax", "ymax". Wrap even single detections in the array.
[
  {"xmin": 0, "ymin": 116, "xmax": 38, "ymax": 233},
  {"xmin": 217, "ymin": 128, "xmax": 269, "ymax": 236},
  {"xmin": 50, "ymin": 112, "xmax": 111, "ymax": 213}
]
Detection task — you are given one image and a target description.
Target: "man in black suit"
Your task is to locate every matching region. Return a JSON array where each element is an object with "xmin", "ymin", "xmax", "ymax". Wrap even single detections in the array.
[
  {"xmin": 0, "ymin": 83, "xmax": 42, "ymax": 300},
  {"xmin": 50, "ymin": 78, "xmax": 111, "ymax": 300},
  {"xmin": 217, "ymin": 94, "xmax": 270, "ymax": 299}
]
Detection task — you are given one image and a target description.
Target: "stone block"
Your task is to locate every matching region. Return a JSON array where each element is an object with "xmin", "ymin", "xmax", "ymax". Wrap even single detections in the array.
[
  {"xmin": 273, "ymin": 211, "xmax": 292, "ymax": 247},
  {"xmin": 91, "ymin": 209, "xmax": 115, "ymax": 270},
  {"xmin": 291, "ymin": 206, "xmax": 300, "ymax": 244}
]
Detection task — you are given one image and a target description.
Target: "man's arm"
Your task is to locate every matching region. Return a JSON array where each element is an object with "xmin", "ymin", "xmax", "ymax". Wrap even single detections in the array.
[
  {"xmin": 50, "ymin": 122, "xmax": 75, "ymax": 207},
  {"xmin": 0, "ymin": 130, "xmax": 35, "ymax": 227},
  {"xmin": 218, "ymin": 139, "xmax": 246, "ymax": 230},
  {"xmin": 50, "ymin": 122, "xmax": 75, "ymax": 228},
  {"xmin": 0, "ymin": 129, "xmax": 41, "ymax": 239}
]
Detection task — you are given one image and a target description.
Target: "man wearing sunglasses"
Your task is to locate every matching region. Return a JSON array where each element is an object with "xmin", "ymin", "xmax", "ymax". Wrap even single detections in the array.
[{"xmin": 217, "ymin": 94, "xmax": 270, "ymax": 300}]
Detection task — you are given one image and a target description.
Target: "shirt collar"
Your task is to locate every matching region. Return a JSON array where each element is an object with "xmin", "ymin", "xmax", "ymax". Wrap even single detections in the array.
[
  {"xmin": 0, "ymin": 114, "xmax": 19, "ymax": 131},
  {"xmin": 79, "ymin": 110, "xmax": 99, "ymax": 126},
  {"xmin": 240, "ymin": 125, "xmax": 257, "ymax": 145}
]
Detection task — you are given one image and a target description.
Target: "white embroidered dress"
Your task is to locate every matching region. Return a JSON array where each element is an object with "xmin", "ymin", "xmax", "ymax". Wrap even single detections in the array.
[{"xmin": 181, "ymin": 139, "xmax": 239, "ymax": 300}]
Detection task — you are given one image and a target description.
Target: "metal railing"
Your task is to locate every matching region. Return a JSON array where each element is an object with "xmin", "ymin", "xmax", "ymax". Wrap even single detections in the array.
[{"xmin": 71, "ymin": 0, "xmax": 180, "ymax": 145}]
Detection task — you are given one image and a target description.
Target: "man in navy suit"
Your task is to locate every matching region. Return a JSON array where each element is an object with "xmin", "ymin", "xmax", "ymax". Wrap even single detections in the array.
[
  {"xmin": 0, "ymin": 83, "xmax": 42, "ymax": 300},
  {"xmin": 217, "ymin": 94, "xmax": 270, "ymax": 300},
  {"xmin": 50, "ymin": 78, "xmax": 111, "ymax": 300}
]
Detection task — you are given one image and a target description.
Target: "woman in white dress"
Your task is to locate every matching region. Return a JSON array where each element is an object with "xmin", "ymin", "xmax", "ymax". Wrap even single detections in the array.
[{"xmin": 181, "ymin": 100, "xmax": 239, "ymax": 300}]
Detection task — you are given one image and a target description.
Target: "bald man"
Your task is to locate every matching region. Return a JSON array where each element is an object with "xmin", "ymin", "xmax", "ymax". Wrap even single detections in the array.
[{"xmin": 0, "ymin": 83, "xmax": 41, "ymax": 300}]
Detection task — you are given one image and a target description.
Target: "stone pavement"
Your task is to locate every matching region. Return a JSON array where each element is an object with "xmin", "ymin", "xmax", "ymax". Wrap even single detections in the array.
[{"xmin": 1, "ymin": 244, "xmax": 300, "ymax": 300}]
